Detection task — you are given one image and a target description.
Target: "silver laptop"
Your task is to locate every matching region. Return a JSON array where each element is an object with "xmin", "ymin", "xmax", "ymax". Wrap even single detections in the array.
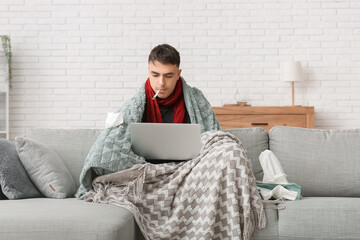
[{"xmin": 130, "ymin": 123, "xmax": 202, "ymax": 161}]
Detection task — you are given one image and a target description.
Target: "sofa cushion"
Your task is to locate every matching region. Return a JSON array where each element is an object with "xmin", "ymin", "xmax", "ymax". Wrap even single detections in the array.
[
  {"xmin": 25, "ymin": 128, "xmax": 102, "ymax": 189},
  {"xmin": 15, "ymin": 137, "xmax": 77, "ymax": 199},
  {"xmin": 225, "ymin": 127, "xmax": 268, "ymax": 180},
  {"xmin": 0, "ymin": 198, "xmax": 138, "ymax": 240},
  {"xmin": 269, "ymin": 126, "xmax": 360, "ymax": 197},
  {"xmin": 252, "ymin": 208, "xmax": 278, "ymax": 240},
  {"xmin": 0, "ymin": 139, "xmax": 42, "ymax": 199},
  {"xmin": 278, "ymin": 197, "xmax": 360, "ymax": 239},
  {"xmin": 26, "ymin": 128, "xmax": 267, "ymax": 185}
]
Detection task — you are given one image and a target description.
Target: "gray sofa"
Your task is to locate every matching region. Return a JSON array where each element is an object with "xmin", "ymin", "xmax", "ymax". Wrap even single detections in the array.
[{"xmin": 1, "ymin": 126, "xmax": 359, "ymax": 240}]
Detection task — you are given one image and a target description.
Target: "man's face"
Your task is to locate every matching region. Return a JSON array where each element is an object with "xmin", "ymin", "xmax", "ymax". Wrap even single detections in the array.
[{"xmin": 148, "ymin": 60, "xmax": 182, "ymax": 99}]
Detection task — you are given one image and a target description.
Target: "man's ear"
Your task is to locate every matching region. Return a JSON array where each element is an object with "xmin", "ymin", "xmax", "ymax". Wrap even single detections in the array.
[
  {"xmin": 147, "ymin": 65, "xmax": 152, "ymax": 79},
  {"xmin": 178, "ymin": 69, "xmax": 182, "ymax": 78}
]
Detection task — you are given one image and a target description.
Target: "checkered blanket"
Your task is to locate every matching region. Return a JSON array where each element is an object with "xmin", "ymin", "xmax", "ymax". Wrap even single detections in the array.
[
  {"xmin": 75, "ymin": 77, "xmax": 220, "ymax": 199},
  {"xmin": 85, "ymin": 131, "xmax": 266, "ymax": 240}
]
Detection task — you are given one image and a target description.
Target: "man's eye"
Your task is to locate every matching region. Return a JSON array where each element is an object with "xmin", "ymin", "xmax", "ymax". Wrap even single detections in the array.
[{"xmin": 153, "ymin": 75, "xmax": 159, "ymax": 77}]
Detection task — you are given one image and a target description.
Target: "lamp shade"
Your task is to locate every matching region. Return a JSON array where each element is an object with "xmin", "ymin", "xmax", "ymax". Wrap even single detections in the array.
[{"xmin": 282, "ymin": 61, "xmax": 303, "ymax": 82}]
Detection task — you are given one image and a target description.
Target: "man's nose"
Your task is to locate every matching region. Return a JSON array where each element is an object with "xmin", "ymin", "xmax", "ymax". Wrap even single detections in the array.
[{"xmin": 158, "ymin": 76, "xmax": 165, "ymax": 86}]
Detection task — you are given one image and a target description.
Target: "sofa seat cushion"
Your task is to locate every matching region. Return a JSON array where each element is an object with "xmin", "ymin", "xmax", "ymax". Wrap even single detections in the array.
[
  {"xmin": 252, "ymin": 208, "xmax": 279, "ymax": 240},
  {"xmin": 279, "ymin": 197, "xmax": 360, "ymax": 240},
  {"xmin": 0, "ymin": 198, "xmax": 138, "ymax": 240}
]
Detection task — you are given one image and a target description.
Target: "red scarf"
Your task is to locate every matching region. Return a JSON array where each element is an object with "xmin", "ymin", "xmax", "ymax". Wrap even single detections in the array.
[{"xmin": 145, "ymin": 78, "xmax": 185, "ymax": 123}]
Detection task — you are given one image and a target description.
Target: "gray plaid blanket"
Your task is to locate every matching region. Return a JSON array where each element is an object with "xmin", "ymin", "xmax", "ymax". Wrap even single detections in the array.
[
  {"xmin": 75, "ymin": 77, "xmax": 221, "ymax": 199},
  {"xmin": 85, "ymin": 131, "xmax": 266, "ymax": 240}
]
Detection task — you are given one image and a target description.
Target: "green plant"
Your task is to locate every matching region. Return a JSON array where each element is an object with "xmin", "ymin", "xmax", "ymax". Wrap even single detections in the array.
[{"xmin": 1, "ymin": 35, "xmax": 12, "ymax": 89}]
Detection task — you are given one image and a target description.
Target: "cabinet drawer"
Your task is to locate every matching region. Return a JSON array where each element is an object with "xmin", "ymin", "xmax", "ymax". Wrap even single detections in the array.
[{"xmin": 216, "ymin": 114, "xmax": 306, "ymax": 131}]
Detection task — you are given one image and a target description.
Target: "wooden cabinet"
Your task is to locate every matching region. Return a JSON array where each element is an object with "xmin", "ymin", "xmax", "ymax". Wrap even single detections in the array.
[{"xmin": 212, "ymin": 105, "xmax": 314, "ymax": 132}]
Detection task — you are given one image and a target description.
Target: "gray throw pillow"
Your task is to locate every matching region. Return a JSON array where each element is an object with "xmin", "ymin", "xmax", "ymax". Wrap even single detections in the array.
[
  {"xmin": 0, "ymin": 139, "xmax": 42, "ymax": 199},
  {"xmin": 0, "ymin": 185, "xmax": 7, "ymax": 200},
  {"xmin": 15, "ymin": 137, "xmax": 77, "ymax": 199}
]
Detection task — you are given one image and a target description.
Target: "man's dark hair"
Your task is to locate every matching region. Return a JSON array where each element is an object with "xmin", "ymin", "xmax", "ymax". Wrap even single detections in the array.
[{"xmin": 148, "ymin": 44, "xmax": 180, "ymax": 67}]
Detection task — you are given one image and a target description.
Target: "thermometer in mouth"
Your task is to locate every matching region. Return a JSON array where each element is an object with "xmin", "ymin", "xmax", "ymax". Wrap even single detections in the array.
[{"xmin": 152, "ymin": 89, "xmax": 160, "ymax": 100}]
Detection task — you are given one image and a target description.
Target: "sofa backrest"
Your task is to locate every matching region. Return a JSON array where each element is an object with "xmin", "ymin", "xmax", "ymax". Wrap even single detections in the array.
[
  {"xmin": 25, "ymin": 128, "xmax": 102, "ymax": 189},
  {"xmin": 269, "ymin": 126, "xmax": 360, "ymax": 197},
  {"xmin": 225, "ymin": 127, "xmax": 268, "ymax": 180},
  {"xmin": 25, "ymin": 127, "xmax": 269, "ymax": 189}
]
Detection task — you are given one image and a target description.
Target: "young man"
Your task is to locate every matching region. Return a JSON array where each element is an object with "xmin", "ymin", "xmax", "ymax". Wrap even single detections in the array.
[
  {"xmin": 77, "ymin": 43, "xmax": 220, "ymax": 197},
  {"xmin": 77, "ymin": 44, "xmax": 266, "ymax": 240}
]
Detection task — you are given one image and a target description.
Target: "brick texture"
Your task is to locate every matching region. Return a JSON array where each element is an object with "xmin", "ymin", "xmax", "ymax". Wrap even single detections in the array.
[{"xmin": 1, "ymin": 0, "xmax": 360, "ymax": 138}]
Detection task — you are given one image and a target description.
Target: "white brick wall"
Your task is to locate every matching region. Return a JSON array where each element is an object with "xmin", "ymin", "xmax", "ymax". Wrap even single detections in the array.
[{"xmin": 1, "ymin": 0, "xmax": 360, "ymax": 138}]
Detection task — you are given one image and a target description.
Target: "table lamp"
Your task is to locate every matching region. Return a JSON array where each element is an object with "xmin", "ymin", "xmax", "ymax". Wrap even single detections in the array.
[{"xmin": 282, "ymin": 61, "xmax": 303, "ymax": 106}]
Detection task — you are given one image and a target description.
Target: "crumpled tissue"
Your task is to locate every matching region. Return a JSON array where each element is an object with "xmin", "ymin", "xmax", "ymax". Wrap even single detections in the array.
[
  {"xmin": 259, "ymin": 149, "xmax": 288, "ymax": 184},
  {"xmin": 257, "ymin": 150, "xmax": 300, "ymax": 201},
  {"xmin": 257, "ymin": 184, "xmax": 299, "ymax": 201},
  {"xmin": 105, "ymin": 112, "xmax": 123, "ymax": 128}
]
